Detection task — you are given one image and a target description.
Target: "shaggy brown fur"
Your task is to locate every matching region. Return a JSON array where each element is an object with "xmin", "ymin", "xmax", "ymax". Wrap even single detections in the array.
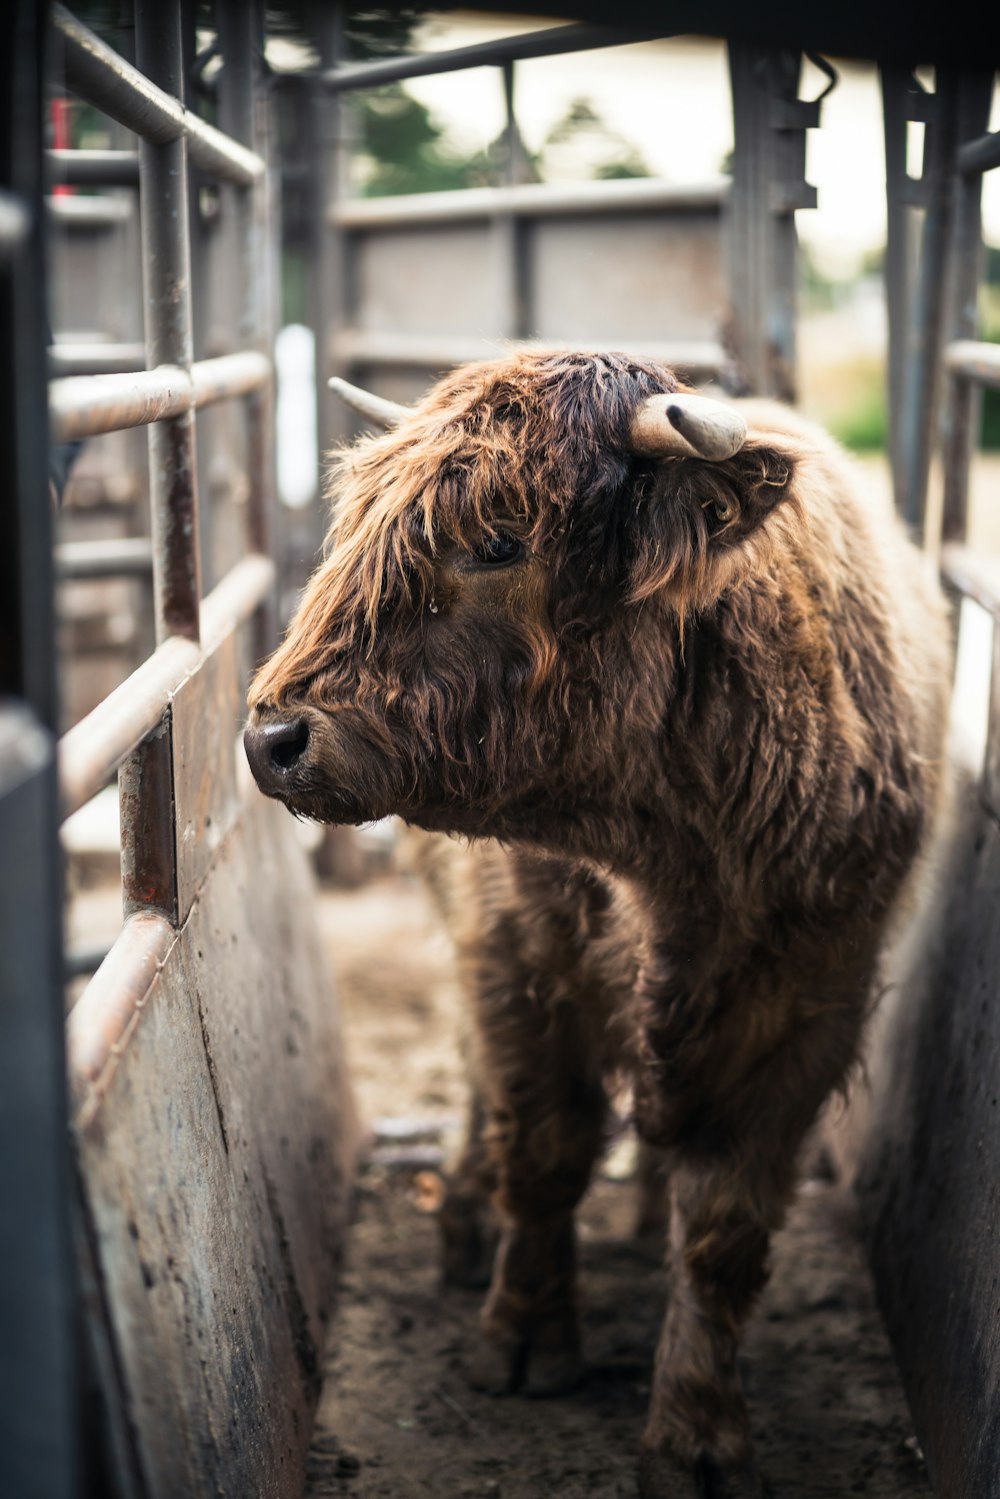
[{"xmin": 246, "ymin": 351, "xmax": 950, "ymax": 1498}]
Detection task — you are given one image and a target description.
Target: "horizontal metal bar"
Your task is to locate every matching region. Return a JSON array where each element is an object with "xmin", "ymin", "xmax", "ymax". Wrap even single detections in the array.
[
  {"xmin": 46, "ymin": 148, "xmax": 140, "ymax": 186},
  {"xmin": 332, "ymin": 329, "xmax": 727, "ymax": 376},
  {"xmin": 53, "ymin": 4, "xmax": 264, "ymax": 186},
  {"xmin": 46, "ymin": 194, "xmax": 132, "ymax": 227},
  {"xmin": 332, "ymin": 175, "xmax": 728, "ymax": 229},
  {"xmin": 322, "ymin": 22, "xmax": 664, "ymax": 92},
  {"xmin": 50, "ymin": 364, "xmax": 189, "ymax": 440},
  {"xmin": 58, "ymin": 553, "xmax": 275, "ymax": 819},
  {"xmin": 945, "ymin": 340, "xmax": 1000, "ymax": 389},
  {"xmin": 55, "ymin": 538, "xmax": 153, "ymax": 581},
  {"xmin": 191, "ymin": 350, "xmax": 272, "ymax": 406},
  {"xmin": 958, "ymin": 130, "xmax": 1000, "ymax": 176},
  {"xmin": 0, "ymin": 188, "xmax": 30, "ymax": 258},
  {"xmin": 66, "ymin": 910, "xmax": 177, "ymax": 1123},
  {"xmin": 49, "ymin": 343, "xmax": 146, "ymax": 377},
  {"xmin": 941, "ymin": 543, "xmax": 1000, "ymax": 618},
  {"xmin": 59, "ymin": 634, "xmax": 196, "ymax": 819},
  {"xmin": 49, "ymin": 350, "xmax": 271, "ymax": 440},
  {"xmin": 199, "ymin": 552, "xmax": 275, "ymax": 652}
]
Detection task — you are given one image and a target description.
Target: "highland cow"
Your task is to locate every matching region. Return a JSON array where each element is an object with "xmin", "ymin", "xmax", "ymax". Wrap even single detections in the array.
[{"xmin": 244, "ymin": 351, "xmax": 950, "ymax": 1498}]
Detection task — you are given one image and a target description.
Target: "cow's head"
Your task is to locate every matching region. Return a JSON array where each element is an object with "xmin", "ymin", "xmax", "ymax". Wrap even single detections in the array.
[{"xmin": 245, "ymin": 351, "xmax": 796, "ymax": 852}]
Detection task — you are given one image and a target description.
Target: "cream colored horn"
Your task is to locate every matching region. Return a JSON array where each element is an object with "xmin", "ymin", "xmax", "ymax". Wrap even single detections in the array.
[
  {"xmin": 328, "ymin": 376, "xmax": 410, "ymax": 430},
  {"xmin": 629, "ymin": 392, "xmax": 747, "ymax": 461}
]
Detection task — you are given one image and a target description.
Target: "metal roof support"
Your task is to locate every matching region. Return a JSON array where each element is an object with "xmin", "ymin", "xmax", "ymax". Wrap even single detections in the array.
[{"xmin": 320, "ymin": 22, "xmax": 661, "ymax": 93}]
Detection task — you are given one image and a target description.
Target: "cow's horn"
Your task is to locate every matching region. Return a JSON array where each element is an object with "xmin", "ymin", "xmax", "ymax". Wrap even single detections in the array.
[
  {"xmin": 629, "ymin": 393, "xmax": 747, "ymax": 461},
  {"xmin": 328, "ymin": 376, "xmax": 410, "ymax": 430}
]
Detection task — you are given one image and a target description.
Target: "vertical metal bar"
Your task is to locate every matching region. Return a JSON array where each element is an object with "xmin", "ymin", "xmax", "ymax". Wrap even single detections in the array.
[
  {"xmin": 218, "ymin": 0, "xmax": 259, "ymax": 352},
  {"xmin": 941, "ymin": 71, "xmax": 994, "ymax": 547},
  {"xmin": 986, "ymin": 618, "xmax": 1000, "ymax": 816},
  {"xmin": 727, "ymin": 45, "xmax": 812, "ymax": 400},
  {"xmin": 880, "ymin": 65, "xmax": 913, "ymax": 508},
  {"xmin": 299, "ymin": 0, "xmax": 348, "ymax": 596},
  {"xmin": 218, "ymin": 0, "xmax": 278, "ymax": 655},
  {"xmin": 0, "ymin": 2, "xmax": 80, "ymax": 1495},
  {"xmin": 897, "ymin": 73, "xmax": 961, "ymax": 539},
  {"xmin": 727, "ymin": 43, "xmax": 768, "ymax": 394},
  {"xmin": 119, "ymin": 720, "xmax": 178, "ymax": 922},
  {"xmin": 135, "ymin": 0, "xmax": 201, "ymax": 644}
]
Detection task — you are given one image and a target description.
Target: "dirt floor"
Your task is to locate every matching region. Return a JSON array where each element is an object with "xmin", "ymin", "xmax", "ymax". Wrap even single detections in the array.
[{"xmin": 304, "ymin": 867, "xmax": 933, "ymax": 1499}]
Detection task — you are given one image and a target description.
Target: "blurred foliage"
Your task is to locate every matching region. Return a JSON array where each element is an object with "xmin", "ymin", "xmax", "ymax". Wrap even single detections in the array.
[
  {"xmin": 829, "ymin": 388, "xmax": 888, "ymax": 452},
  {"xmin": 354, "ymin": 88, "xmax": 650, "ymax": 196},
  {"xmin": 979, "ymin": 282, "xmax": 1000, "ymax": 449},
  {"xmin": 540, "ymin": 98, "xmax": 651, "ymax": 182},
  {"xmin": 356, "ymin": 87, "xmax": 500, "ymax": 196}
]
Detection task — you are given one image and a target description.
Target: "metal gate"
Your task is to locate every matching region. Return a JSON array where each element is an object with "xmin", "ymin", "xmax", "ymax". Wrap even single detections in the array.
[
  {"xmin": 849, "ymin": 65, "xmax": 1000, "ymax": 1499},
  {"xmin": 2, "ymin": 5, "xmax": 357, "ymax": 1497}
]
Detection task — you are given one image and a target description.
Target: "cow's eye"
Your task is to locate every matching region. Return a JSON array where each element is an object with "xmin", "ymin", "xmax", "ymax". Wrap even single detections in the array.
[{"xmin": 471, "ymin": 531, "xmax": 523, "ymax": 567}]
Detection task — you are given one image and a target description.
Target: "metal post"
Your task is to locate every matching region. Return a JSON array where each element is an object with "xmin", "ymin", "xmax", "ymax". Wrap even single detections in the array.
[
  {"xmin": 941, "ymin": 71, "xmax": 994, "ymax": 546},
  {"xmin": 727, "ymin": 44, "xmax": 818, "ymax": 399},
  {"xmin": 0, "ymin": 3, "xmax": 79, "ymax": 1496},
  {"xmin": 135, "ymin": 0, "xmax": 201, "ymax": 645},
  {"xmin": 490, "ymin": 62, "xmax": 529, "ymax": 342},
  {"xmin": 218, "ymin": 0, "xmax": 277, "ymax": 653},
  {"xmin": 880, "ymin": 66, "xmax": 924, "ymax": 506},
  {"xmin": 896, "ymin": 72, "xmax": 961, "ymax": 538}
]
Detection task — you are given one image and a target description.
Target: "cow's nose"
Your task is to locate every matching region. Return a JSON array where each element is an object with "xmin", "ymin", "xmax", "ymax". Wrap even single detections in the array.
[{"xmin": 244, "ymin": 716, "xmax": 311, "ymax": 791}]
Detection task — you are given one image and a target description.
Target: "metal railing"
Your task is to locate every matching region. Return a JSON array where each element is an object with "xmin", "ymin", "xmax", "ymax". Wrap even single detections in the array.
[
  {"xmin": 931, "ymin": 76, "xmax": 1000, "ymax": 813},
  {"xmin": 49, "ymin": 0, "xmax": 276, "ymax": 845}
]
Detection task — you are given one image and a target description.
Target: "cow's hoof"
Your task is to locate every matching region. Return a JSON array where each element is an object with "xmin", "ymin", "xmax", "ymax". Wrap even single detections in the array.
[
  {"xmin": 464, "ymin": 1331, "xmax": 523, "ymax": 1395},
  {"xmin": 638, "ymin": 1448, "xmax": 700, "ymax": 1499},
  {"xmin": 522, "ymin": 1339, "xmax": 585, "ymax": 1397},
  {"xmin": 638, "ymin": 1451, "xmax": 766, "ymax": 1499}
]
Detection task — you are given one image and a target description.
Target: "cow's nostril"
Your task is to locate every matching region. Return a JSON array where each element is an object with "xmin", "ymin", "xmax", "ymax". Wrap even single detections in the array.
[{"xmin": 266, "ymin": 717, "xmax": 310, "ymax": 771}]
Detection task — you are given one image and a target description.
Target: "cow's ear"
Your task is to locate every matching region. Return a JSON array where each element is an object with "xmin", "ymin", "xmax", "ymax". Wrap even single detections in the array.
[
  {"xmin": 630, "ymin": 439, "xmax": 799, "ymax": 606},
  {"xmin": 689, "ymin": 439, "xmax": 797, "ymax": 543}
]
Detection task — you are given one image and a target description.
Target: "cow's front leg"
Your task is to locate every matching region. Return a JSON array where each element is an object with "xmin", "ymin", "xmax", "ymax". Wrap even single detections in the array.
[
  {"xmin": 637, "ymin": 1158, "xmax": 776, "ymax": 1499},
  {"xmin": 466, "ymin": 1020, "xmax": 606, "ymax": 1396},
  {"xmin": 439, "ymin": 1085, "xmax": 498, "ymax": 1288}
]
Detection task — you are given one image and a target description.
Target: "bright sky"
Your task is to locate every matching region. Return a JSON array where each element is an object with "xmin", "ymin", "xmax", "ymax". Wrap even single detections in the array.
[{"xmin": 405, "ymin": 14, "xmax": 1000, "ymax": 280}]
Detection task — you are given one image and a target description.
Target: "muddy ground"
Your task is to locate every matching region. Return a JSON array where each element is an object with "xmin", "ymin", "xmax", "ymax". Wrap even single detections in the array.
[{"xmin": 304, "ymin": 869, "xmax": 932, "ymax": 1499}]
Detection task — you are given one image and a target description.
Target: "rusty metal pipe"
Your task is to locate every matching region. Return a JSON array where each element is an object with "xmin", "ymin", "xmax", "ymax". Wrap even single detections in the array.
[
  {"xmin": 136, "ymin": 0, "xmax": 201, "ymax": 646},
  {"xmin": 200, "ymin": 553, "xmax": 276, "ymax": 652},
  {"xmin": 190, "ymin": 350, "xmax": 270, "ymax": 406},
  {"xmin": 52, "ymin": 5, "xmax": 264, "ymax": 186},
  {"xmin": 66, "ymin": 911, "xmax": 177, "ymax": 1126},
  {"xmin": 49, "ymin": 365, "xmax": 190, "ymax": 442},
  {"xmin": 58, "ymin": 635, "xmax": 198, "ymax": 820},
  {"xmin": 49, "ymin": 352, "xmax": 272, "ymax": 441},
  {"xmin": 49, "ymin": 353, "xmax": 271, "ymax": 440},
  {"xmin": 57, "ymin": 554, "xmax": 275, "ymax": 820}
]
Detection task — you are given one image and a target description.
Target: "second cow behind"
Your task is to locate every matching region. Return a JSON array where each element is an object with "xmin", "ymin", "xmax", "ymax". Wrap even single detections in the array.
[{"xmin": 244, "ymin": 351, "xmax": 950, "ymax": 1498}]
